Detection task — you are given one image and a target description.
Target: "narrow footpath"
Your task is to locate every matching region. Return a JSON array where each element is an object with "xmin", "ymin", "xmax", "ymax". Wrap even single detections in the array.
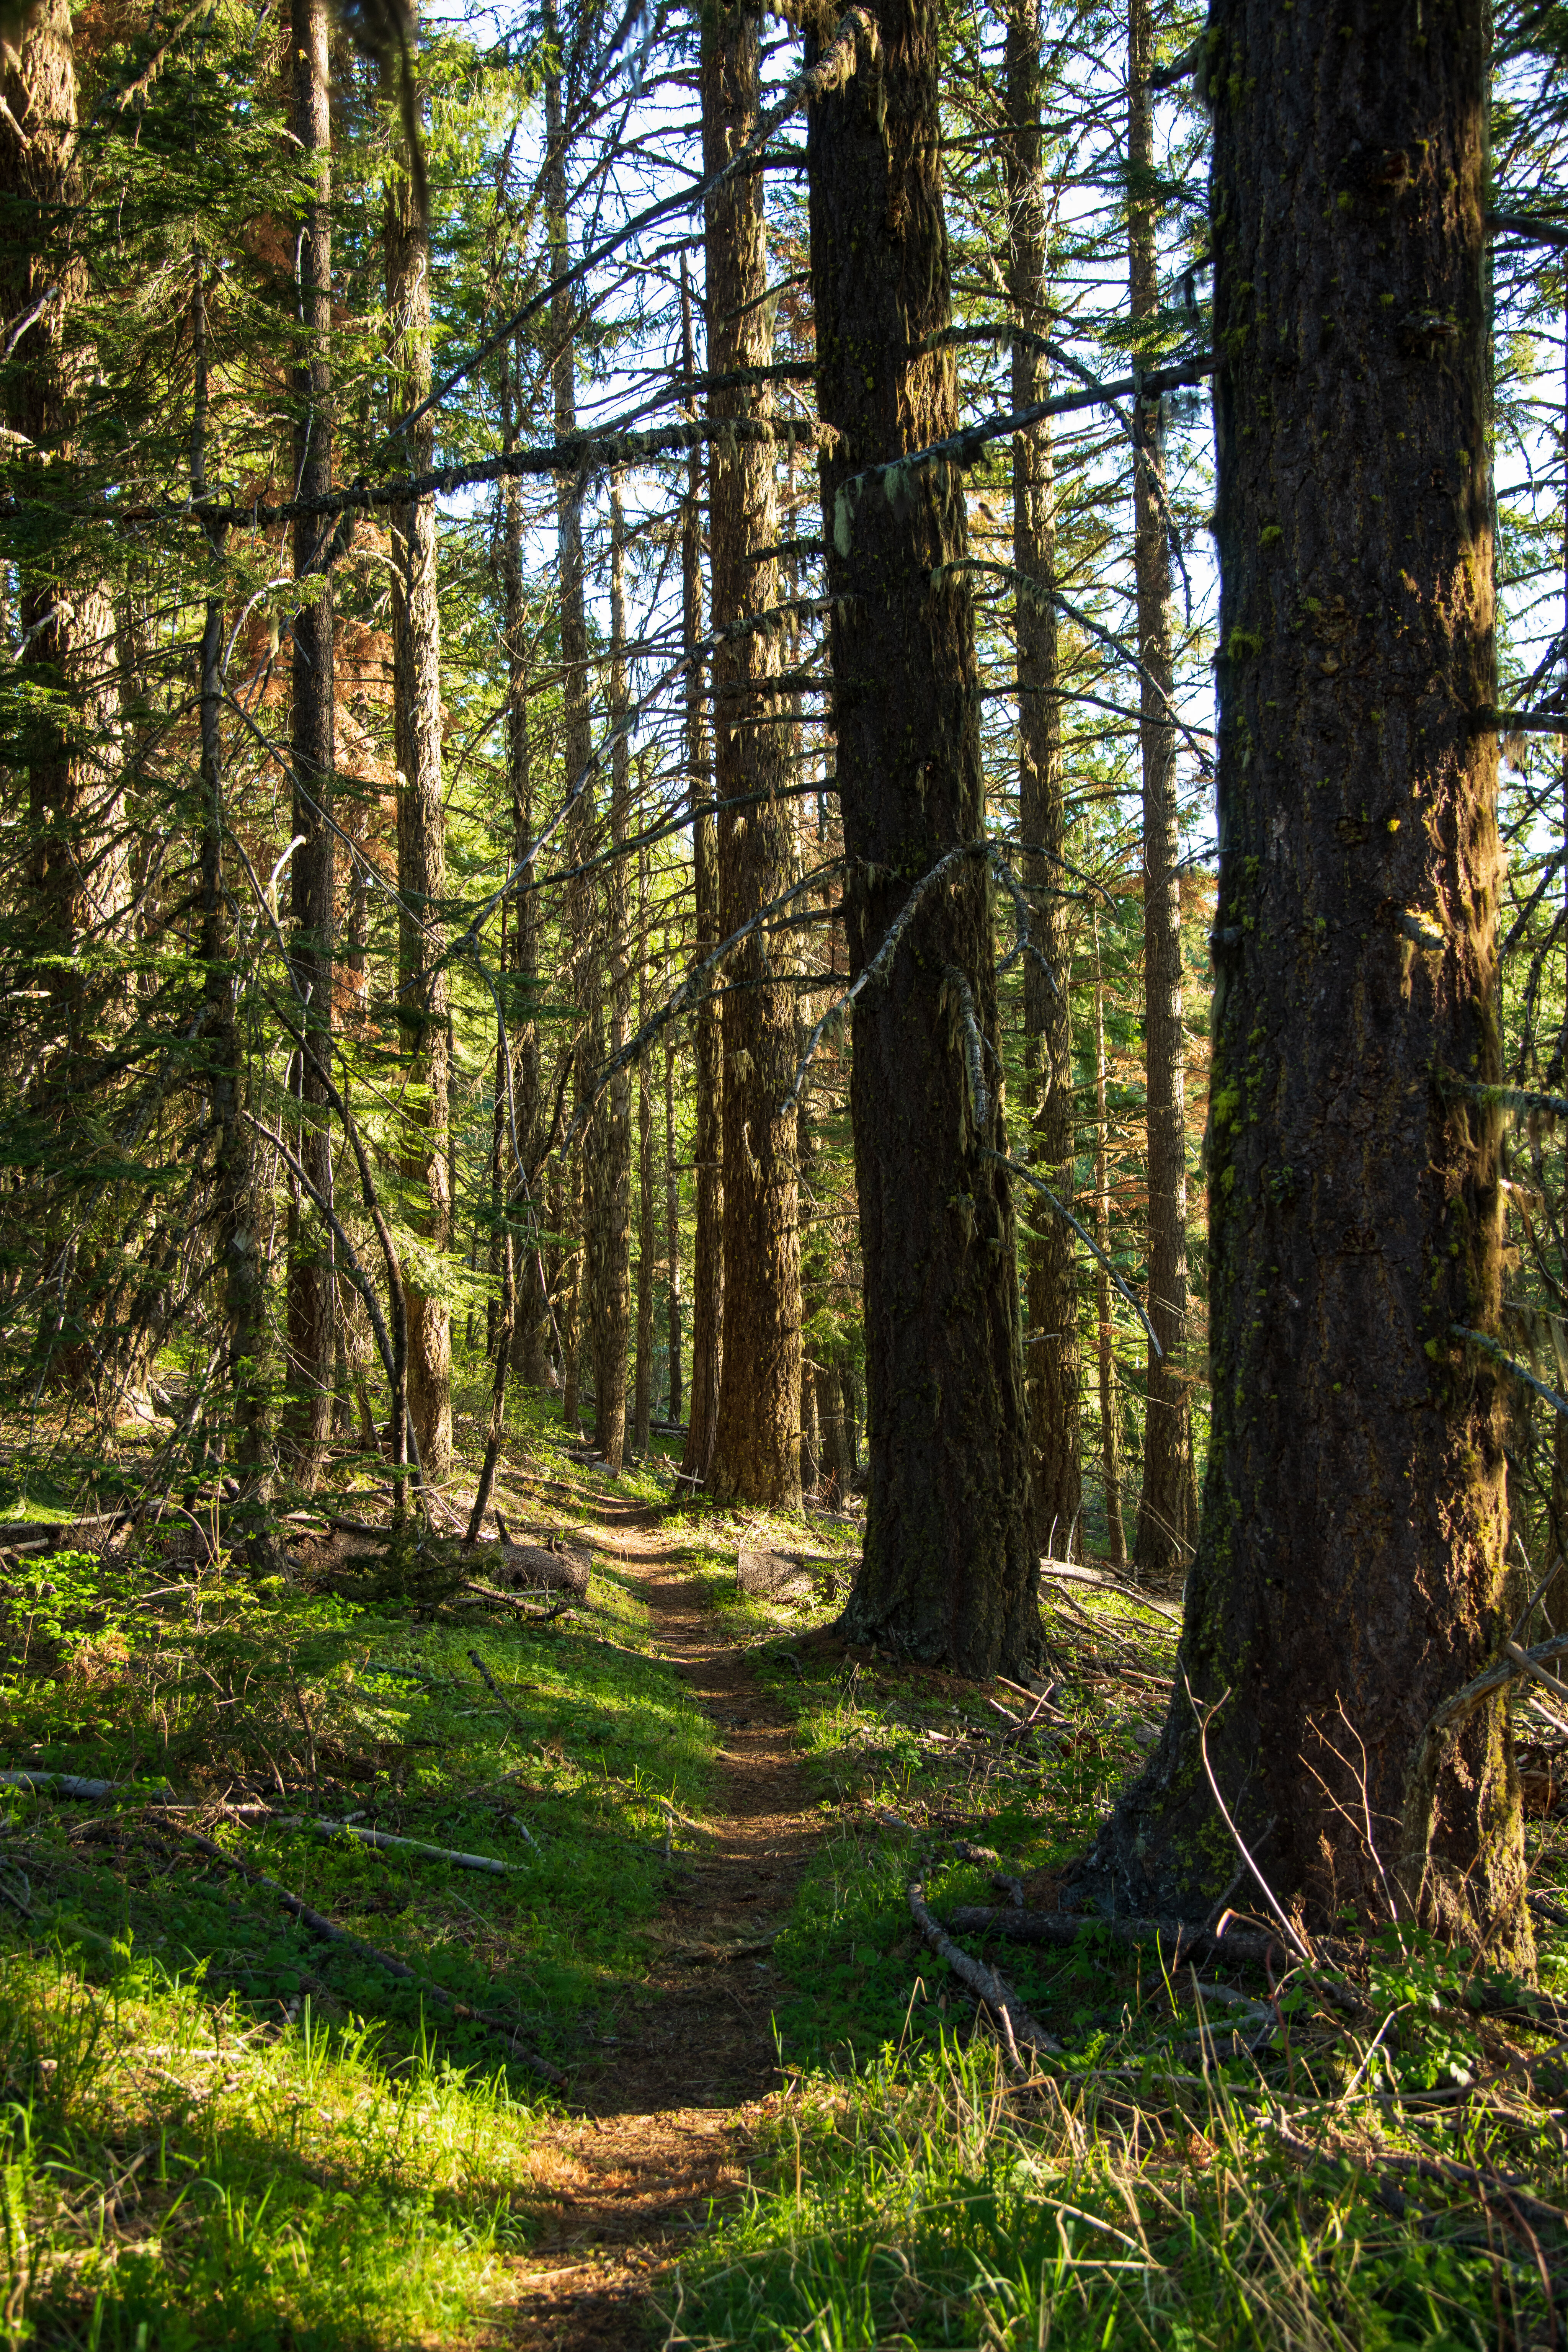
[{"xmin": 498, "ymin": 1496, "xmax": 822, "ymax": 2350}]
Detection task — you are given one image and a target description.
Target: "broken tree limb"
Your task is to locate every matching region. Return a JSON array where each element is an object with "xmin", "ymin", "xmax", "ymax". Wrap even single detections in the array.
[
  {"xmin": 907, "ymin": 1880, "xmax": 1062, "ymax": 2059},
  {"xmin": 212, "ymin": 1807, "xmax": 511, "ymax": 1874},
  {"xmin": 160, "ymin": 1820, "xmax": 562, "ymax": 2082},
  {"xmin": 0, "ymin": 1772, "xmax": 167, "ymax": 1802}
]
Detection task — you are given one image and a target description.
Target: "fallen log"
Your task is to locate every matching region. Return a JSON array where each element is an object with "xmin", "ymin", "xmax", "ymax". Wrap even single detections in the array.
[
  {"xmin": 908, "ymin": 1880, "xmax": 1061, "ymax": 2064},
  {"xmin": 204, "ymin": 1805, "xmax": 512, "ymax": 1875},
  {"xmin": 0, "ymin": 1771, "xmax": 167, "ymax": 1802}
]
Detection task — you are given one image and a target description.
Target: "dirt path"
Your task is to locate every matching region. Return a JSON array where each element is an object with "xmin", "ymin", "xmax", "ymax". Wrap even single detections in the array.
[{"xmin": 498, "ymin": 1493, "xmax": 821, "ymax": 2350}]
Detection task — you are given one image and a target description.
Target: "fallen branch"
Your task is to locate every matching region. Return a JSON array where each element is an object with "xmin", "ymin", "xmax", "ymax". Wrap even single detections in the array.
[
  {"xmin": 908, "ymin": 1880, "xmax": 1061, "ymax": 2061},
  {"xmin": 160, "ymin": 1821, "xmax": 562, "ymax": 2081},
  {"xmin": 0, "ymin": 1772, "xmax": 167, "ymax": 1802},
  {"xmin": 209, "ymin": 1806, "xmax": 511, "ymax": 1875},
  {"xmin": 1037, "ymin": 1558, "xmax": 1183, "ymax": 1626}
]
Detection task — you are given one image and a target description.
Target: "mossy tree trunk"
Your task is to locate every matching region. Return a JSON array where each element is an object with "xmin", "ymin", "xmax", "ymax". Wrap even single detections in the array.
[
  {"xmin": 704, "ymin": 0, "xmax": 803, "ymax": 1509},
  {"xmin": 1129, "ymin": 0, "xmax": 1191, "ymax": 1579},
  {"xmin": 807, "ymin": 0, "xmax": 1040, "ymax": 1676},
  {"xmin": 284, "ymin": 0, "xmax": 336, "ymax": 1484},
  {"xmin": 1068, "ymin": 0, "xmax": 1529, "ymax": 1961},
  {"xmin": 386, "ymin": 26, "xmax": 451, "ymax": 1483},
  {"xmin": 1008, "ymin": 0, "xmax": 1080, "ymax": 1562}
]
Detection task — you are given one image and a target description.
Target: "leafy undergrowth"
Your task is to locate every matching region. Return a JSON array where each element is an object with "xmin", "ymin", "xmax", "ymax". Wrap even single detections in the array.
[
  {"xmin": 669, "ymin": 1570, "xmax": 1568, "ymax": 2349},
  {"xmin": 0, "ymin": 1410, "xmax": 719, "ymax": 2344}
]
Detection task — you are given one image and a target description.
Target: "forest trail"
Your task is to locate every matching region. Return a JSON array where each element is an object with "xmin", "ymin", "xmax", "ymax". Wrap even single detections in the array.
[{"xmin": 497, "ymin": 1491, "xmax": 820, "ymax": 2349}]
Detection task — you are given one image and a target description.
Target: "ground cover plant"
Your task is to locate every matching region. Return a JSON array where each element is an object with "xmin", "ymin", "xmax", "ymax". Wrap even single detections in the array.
[
  {"xmin": 669, "ymin": 1575, "xmax": 1568, "ymax": 2350},
  {"xmin": 0, "ymin": 1412, "xmax": 721, "ymax": 2344}
]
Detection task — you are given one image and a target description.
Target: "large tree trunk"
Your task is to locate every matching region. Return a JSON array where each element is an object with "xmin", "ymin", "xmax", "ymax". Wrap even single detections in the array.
[
  {"xmin": 588, "ymin": 478, "xmax": 632, "ymax": 1468},
  {"xmin": 1091, "ymin": 917, "xmax": 1126, "ymax": 1570},
  {"xmin": 1129, "ymin": 0, "xmax": 1191, "ymax": 1578},
  {"xmin": 284, "ymin": 0, "xmax": 336, "ymax": 1483},
  {"xmin": 386, "ymin": 31, "xmax": 452, "ymax": 1483},
  {"xmin": 1008, "ymin": 0, "xmax": 1080, "ymax": 1562},
  {"xmin": 500, "ymin": 337, "xmax": 553, "ymax": 1392},
  {"xmin": 544, "ymin": 42, "xmax": 596, "ymax": 1443},
  {"xmin": 193, "ymin": 254, "xmax": 271, "ymax": 1544},
  {"xmin": 808, "ymin": 0, "xmax": 1039, "ymax": 1676},
  {"xmin": 0, "ymin": 0, "xmax": 123, "ymax": 1071},
  {"xmin": 679, "ymin": 262, "xmax": 723, "ymax": 1487},
  {"xmin": 702, "ymin": 0, "xmax": 803, "ymax": 1509},
  {"xmin": 1068, "ymin": 0, "xmax": 1527, "ymax": 1960},
  {"xmin": 665, "ymin": 1028, "xmax": 683, "ymax": 1424},
  {"xmin": 634, "ymin": 838, "xmax": 655, "ymax": 1456}
]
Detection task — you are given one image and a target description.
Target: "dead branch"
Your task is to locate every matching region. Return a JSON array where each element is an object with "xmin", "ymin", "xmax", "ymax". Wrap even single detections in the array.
[{"xmin": 907, "ymin": 1879, "xmax": 1062, "ymax": 2061}]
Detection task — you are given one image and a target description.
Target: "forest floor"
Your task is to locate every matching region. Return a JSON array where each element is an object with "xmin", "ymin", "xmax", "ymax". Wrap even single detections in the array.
[{"xmin": 10, "ymin": 1400, "xmax": 1568, "ymax": 2347}]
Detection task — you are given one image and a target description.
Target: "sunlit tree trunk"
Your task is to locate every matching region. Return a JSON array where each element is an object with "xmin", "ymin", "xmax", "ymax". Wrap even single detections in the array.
[
  {"xmin": 385, "ymin": 27, "xmax": 451, "ymax": 1482},
  {"xmin": 634, "ymin": 838, "xmax": 655, "ymax": 1456},
  {"xmin": 1129, "ymin": 0, "xmax": 1191, "ymax": 1577},
  {"xmin": 284, "ymin": 0, "xmax": 336, "ymax": 1483},
  {"xmin": 704, "ymin": 0, "xmax": 803, "ymax": 1508},
  {"xmin": 588, "ymin": 478, "xmax": 632, "ymax": 1467},
  {"xmin": 665, "ymin": 1027, "xmax": 683, "ymax": 1424},
  {"xmin": 808, "ymin": 0, "xmax": 1039, "ymax": 1674},
  {"xmin": 1009, "ymin": 0, "xmax": 1080, "ymax": 1561},
  {"xmin": 1091, "ymin": 917, "xmax": 1125, "ymax": 1568},
  {"xmin": 679, "ymin": 260, "xmax": 723, "ymax": 1486},
  {"xmin": 1071, "ymin": 0, "xmax": 1528, "ymax": 1960}
]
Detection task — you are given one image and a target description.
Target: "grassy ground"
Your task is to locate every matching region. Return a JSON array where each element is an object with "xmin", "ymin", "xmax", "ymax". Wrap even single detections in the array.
[
  {"xmin": 671, "ymin": 1576, "xmax": 1568, "ymax": 2351},
  {"xmin": 0, "ymin": 1401, "xmax": 719, "ymax": 2347}
]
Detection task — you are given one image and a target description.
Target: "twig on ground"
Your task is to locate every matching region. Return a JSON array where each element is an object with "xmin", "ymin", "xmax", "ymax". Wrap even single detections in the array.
[{"xmin": 907, "ymin": 1879, "xmax": 1061, "ymax": 2064}]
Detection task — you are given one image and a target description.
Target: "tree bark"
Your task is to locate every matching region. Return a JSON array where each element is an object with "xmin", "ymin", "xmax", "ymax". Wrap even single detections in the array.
[
  {"xmin": 679, "ymin": 260, "xmax": 723, "ymax": 1487},
  {"xmin": 1129, "ymin": 0, "xmax": 1192, "ymax": 1578},
  {"xmin": 1068, "ymin": 0, "xmax": 1529, "ymax": 1961},
  {"xmin": 545, "ymin": 36, "xmax": 595, "ymax": 1444},
  {"xmin": 634, "ymin": 838, "xmax": 655, "ymax": 1456},
  {"xmin": 500, "ymin": 337, "xmax": 553, "ymax": 1392},
  {"xmin": 385, "ymin": 29, "xmax": 451, "ymax": 1483},
  {"xmin": 588, "ymin": 477, "xmax": 632, "ymax": 1468},
  {"xmin": 1092, "ymin": 916, "xmax": 1126, "ymax": 1569},
  {"xmin": 193, "ymin": 252, "xmax": 271, "ymax": 1542},
  {"xmin": 808, "ymin": 0, "xmax": 1040, "ymax": 1674},
  {"xmin": 1008, "ymin": 0, "xmax": 1080, "ymax": 1562},
  {"xmin": 665, "ymin": 1027, "xmax": 683, "ymax": 1424},
  {"xmin": 285, "ymin": 0, "xmax": 336, "ymax": 1483},
  {"xmin": 703, "ymin": 0, "xmax": 803, "ymax": 1509}
]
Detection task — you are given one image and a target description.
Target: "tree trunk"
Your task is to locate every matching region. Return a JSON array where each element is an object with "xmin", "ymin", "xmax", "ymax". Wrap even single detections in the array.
[
  {"xmin": 808, "ymin": 0, "xmax": 1039, "ymax": 1675},
  {"xmin": 1129, "ymin": 0, "xmax": 1191, "ymax": 1578},
  {"xmin": 588, "ymin": 478, "xmax": 632, "ymax": 1468},
  {"xmin": 1068, "ymin": 0, "xmax": 1528, "ymax": 1961},
  {"xmin": 545, "ymin": 41, "xmax": 597, "ymax": 1448},
  {"xmin": 703, "ymin": 0, "xmax": 803, "ymax": 1510},
  {"xmin": 679, "ymin": 260, "xmax": 723, "ymax": 1488},
  {"xmin": 816, "ymin": 1362, "xmax": 851, "ymax": 1506},
  {"xmin": 500, "ymin": 336, "xmax": 553, "ymax": 1392},
  {"xmin": 193, "ymin": 252, "xmax": 271, "ymax": 1544},
  {"xmin": 634, "ymin": 839, "xmax": 655, "ymax": 1456},
  {"xmin": 1008, "ymin": 0, "xmax": 1080, "ymax": 1563},
  {"xmin": 386, "ymin": 30, "xmax": 451, "ymax": 1483},
  {"xmin": 285, "ymin": 0, "xmax": 336, "ymax": 1484},
  {"xmin": 665, "ymin": 1027, "xmax": 683, "ymax": 1424},
  {"xmin": 1091, "ymin": 917, "xmax": 1126, "ymax": 1569}
]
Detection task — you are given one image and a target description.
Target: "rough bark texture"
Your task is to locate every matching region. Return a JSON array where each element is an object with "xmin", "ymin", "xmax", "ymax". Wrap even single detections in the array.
[
  {"xmin": 704, "ymin": 0, "xmax": 803, "ymax": 1509},
  {"xmin": 386, "ymin": 39, "xmax": 452, "ymax": 1482},
  {"xmin": 1068, "ymin": 0, "xmax": 1528, "ymax": 1961},
  {"xmin": 588, "ymin": 480, "xmax": 632, "ymax": 1468},
  {"xmin": 679, "ymin": 259, "xmax": 723, "ymax": 1488},
  {"xmin": 546, "ymin": 48, "xmax": 595, "ymax": 1445},
  {"xmin": 0, "ymin": 0, "xmax": 123, "ymax": 1071},
  {"xmin": 665, "ymin": 1030, "xmax": 683, "ymax": 1423},
  {"xmin": 1008, "ymin": 0, "xmax": 1080, "ymax": 1561},
  {"xmin": 1128, "ymin": 0, "xmax": 1191, "ymax": 1577},
  {"xmin": 634, "ymin": 840, "xmax": 655, "ymax": 1455},
  {"xmin": 1092, "ymin": 919, "xmax": 1126, "ymax": 1568},
  {"xmin": 500, "ymin": 339, "xmax": 553, "ymax": 1391},
  {"xmin": 193, "ymin": 260, "xmax": 270, "ymax": 1532},
  {"xmin": 284, "ymin": 0, "xmax": 336, "ymax": 1480},
  {"xmin": 808, "ymin": 0, "xmax": 1039, "ymax": 1675}
]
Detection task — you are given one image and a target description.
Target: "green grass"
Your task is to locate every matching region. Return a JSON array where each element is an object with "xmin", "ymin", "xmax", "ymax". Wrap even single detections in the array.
[
  {"xmin": 666, "ymin": 1576, "xmax": 1568, "ymax": 2351},
  {"xmin": 0, "ymin": 1455, "xmax": 721, "ymax": 2346}
]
